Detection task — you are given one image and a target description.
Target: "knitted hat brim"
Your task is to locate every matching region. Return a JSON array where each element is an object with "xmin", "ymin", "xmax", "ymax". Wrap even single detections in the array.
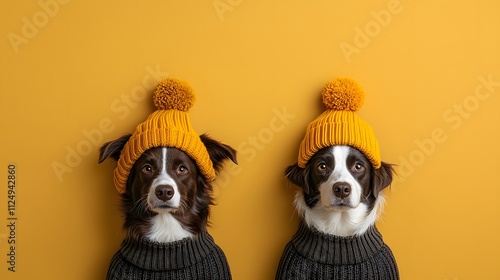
[{"xmin": 297, "ymin": 110, "xmax": 381, "ymax": 169}]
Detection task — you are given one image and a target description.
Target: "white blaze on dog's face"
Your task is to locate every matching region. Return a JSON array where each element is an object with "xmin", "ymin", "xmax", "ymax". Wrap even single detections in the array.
[
  {"xmin": 148, "ymin": 148, "xmax": 181, "ymax": 211},
  {"xmin": 287, "ymin": 145, "xmax": 393, "ymax": 237}
]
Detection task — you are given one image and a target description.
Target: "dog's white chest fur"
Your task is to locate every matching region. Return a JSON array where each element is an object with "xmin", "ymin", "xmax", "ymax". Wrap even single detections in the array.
[
  {"xmin": 296, "ymin": 191, "xmax": 384, "ymax": 236},
  {"xmin": 146, "ymin": 213, "xmax": 193, "ymax": 243}
]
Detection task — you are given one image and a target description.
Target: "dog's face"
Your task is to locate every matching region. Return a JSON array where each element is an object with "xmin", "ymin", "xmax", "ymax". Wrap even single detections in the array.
[
  {"xmin": 286, "ymin": 145, "xmax": 393, "ymax": 236},
  {"xmin": 128, "ymin": 147, "xmax": 199, "ymax": 215},
  {"xmin": 99, "ymin": 134, "xmax": 237, "ymax": 241},
  {"xmin": 308, "ymin": 146, "xmax": 373, "ymax": 210}
]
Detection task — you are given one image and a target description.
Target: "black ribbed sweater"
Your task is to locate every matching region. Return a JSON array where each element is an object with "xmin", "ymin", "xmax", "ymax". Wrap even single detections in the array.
[
  {"xmin": 276, "ymin": 223, "xmax": 399, "ymax": 280},
  {"xmin": 107, "ymin": 231, "xmax": 231, "ymax": 280}
]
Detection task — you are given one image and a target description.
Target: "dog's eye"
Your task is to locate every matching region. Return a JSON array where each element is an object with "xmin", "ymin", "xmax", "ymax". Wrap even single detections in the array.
[
  {"xmin": 353, "ymin": 162, "xmax": 365, "ymax": 172},
  {"xmin": 142, "ymin": 164, "xmax": 153, "ymax": 174},
  {"xmin": 317, "ymin": 162, "xmax": 327, "ymax": 172},
  {"xmin": 177, "ymin": 165, "xmax": 188, "ymax": 175}
]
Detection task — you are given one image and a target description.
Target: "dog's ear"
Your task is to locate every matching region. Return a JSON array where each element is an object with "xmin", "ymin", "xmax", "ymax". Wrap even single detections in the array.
[
  {"xmin": 284, "ymin": 163, "xmax": 311, "ymax": 194},
  {"xmin": 371, "ymin": 162, "xmax": 395, "ymax": 198},
  {"xmin": 199, "ymin": 134, "xmax": 238, "ymax": 173},
  {"xmin": 98, "ymin": 134, "xmax": 132, "ymax": 163}
]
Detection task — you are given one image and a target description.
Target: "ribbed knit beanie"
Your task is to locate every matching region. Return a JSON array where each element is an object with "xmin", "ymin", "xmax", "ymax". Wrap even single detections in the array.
[
  {"xmin": 113, "ymin": 78, "xmax": 216, "ymax": 193},
  {"xmin": 297, "ymin": 77, "xmax": 381, "ymax": 169}
]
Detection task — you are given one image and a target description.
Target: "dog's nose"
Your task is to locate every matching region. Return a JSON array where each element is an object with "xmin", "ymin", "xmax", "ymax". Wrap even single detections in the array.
[
  {"xmin": 333, "ymin": 182, "xmax": 351, "ymax": 199},
  {"xmin": 155, "ymin": 185, "xmax": 175, "ymax": 201}
]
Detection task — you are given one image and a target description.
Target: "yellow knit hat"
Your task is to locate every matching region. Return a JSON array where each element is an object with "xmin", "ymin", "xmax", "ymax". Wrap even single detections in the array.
[
  {"xmin": 113, "ymin": 78, "xmax": 216, "ymax": 193},
  {"xmin": 297, "ymin": 77, "xmax": 381, "ymax": 169}
]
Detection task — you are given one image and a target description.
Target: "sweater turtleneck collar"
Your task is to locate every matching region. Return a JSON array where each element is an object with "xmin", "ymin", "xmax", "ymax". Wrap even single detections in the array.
[
  {"xmin": 119, "ymin": 231, "xmax": 218, "ymax": 271},
  {"xmin": 291, "ymin": 223, "xmax": 386, "ymax": 266}
]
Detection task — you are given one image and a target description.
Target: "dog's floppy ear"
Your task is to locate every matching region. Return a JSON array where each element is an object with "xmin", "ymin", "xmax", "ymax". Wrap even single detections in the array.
[
  {"xmin": 199, "ymin": 134, "xmax": 238, "ymax": 173},
  {"xmin": 98, "ymin": 134, "xmax": 132, "ymax": 163},
  {"xmin": 284, "ymin": 163, "xmax": 311, "ymax": 194},
  {"xmin": 371, "ymin": 162, "xmax": 394, "ymax": 198}
]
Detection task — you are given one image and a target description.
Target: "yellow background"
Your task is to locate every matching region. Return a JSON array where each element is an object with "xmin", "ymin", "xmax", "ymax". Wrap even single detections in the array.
[{"xmin": 1, "ymin": 0, "xmax": 500, "ymax": 279}]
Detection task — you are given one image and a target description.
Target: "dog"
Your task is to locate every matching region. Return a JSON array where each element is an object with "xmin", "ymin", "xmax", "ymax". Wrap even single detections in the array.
[
  {"xmin": 99, "ymin": 133, "xmax": 237, "ymax": 279},
  {"xmin": 276, "ymin": 145, "xmax": 399, "ymax": 279}
]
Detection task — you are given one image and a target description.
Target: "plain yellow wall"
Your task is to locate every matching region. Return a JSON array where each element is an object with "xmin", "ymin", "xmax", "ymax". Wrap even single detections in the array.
[{"xmin": 1, "ymin": 0, "xmax": 500, "ymax": 279}]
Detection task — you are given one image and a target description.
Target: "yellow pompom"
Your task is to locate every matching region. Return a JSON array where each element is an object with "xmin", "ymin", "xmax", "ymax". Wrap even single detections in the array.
[
  {"xmin": 153, "ymin": 78, "xmax": 196, "ymax": 111},
  {"xmin": 322, "ymin": 77, "xmax": 365, "ymax": 111}
]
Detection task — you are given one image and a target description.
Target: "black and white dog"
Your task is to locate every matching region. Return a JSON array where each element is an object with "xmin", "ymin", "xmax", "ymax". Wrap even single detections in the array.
[
  {"xmin": 287, "ymin": 145, "xmax": 393, "ymax": 237},
  {"xmin": 276, "ymin": 145, "xmax": 399, "ymax": 279},
  {"xmin": 99, "ymin": 133, "xmax": 237, "ymax": 279}
]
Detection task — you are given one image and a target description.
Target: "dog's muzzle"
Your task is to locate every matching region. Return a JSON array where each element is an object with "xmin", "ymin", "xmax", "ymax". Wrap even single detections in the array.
[
  {"xmin": 333, "ymin": 182, "xmax": 351, "ymax": 199},
  {"xmin": 149, "ymin": 184, "xmax": 178, "ymax": 210},
  {"xmin": 155, "ymin": 185, "xmax": 175, "ymax": 202},
  {"xmin": 331, "ymin": 182, "xmax": 352, "ymax": 206}
]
